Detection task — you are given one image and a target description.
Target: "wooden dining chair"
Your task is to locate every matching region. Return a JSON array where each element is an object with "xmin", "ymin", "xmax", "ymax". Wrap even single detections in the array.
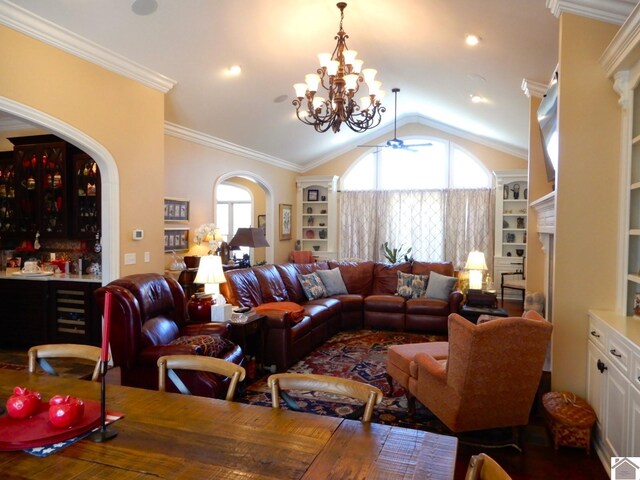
[
  {"xmin": 267, "ymin": 373, "xmax": 383, "ymax": 422},
  {"xmin": 157, "ymin": 355, "xmax": 246, "ymax": 401},
  {"xmin": 465, "ymin": 453, "xmax": 512, "ymax": 480},
  {"xmin": 28, "ymin": 343, "xmax": 103, "ymax": 381}
]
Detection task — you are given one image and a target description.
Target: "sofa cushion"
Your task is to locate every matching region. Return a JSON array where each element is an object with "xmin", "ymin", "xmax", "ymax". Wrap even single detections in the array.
[
  {"xmin": 275, "ymin": 262, "xmax": 328, "ymax": 303},
  {"xmin": 406, "ymin": 297, "xmax": 450, "ymax": 316},
  {"xmin": 253, "ymin": 264, "xmax": 289, "ymax": 302},
  {"xmin": 425, "ymin": 271, "xmax": 458, "ymax": 301},
  {"xmin": 221, "ymin": 268, "xmax": 263, "ymax": 307},
  {"xmin": 411, "ymin": 261, "xmax": 454, "ymax": 277},
  {"xmin": 397, "ymin": 271, "xmax": 429, "ymax": 299},
  {"xmin": 328, "ymin": 261, "xmax": 375, "ymax": 295},
  {"xmin": 316, "ymin": 268, "xmax": 348, "ymax": 296},
  {"xmin": 169, "ymin": 334, "xmax": 235, "ymax": 357},
  {"xmin": 372, "ymin": 262, "xmax": 412, "ymax": 295},
  {"xmin": 298, "ymin": 272, "xmax": 328, "ymax": 300}
]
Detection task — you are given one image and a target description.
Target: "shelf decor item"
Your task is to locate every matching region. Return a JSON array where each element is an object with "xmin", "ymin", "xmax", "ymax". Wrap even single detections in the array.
[{"xmin": 307, "ymin": 189, "xmax": 319, "ymax": 201}]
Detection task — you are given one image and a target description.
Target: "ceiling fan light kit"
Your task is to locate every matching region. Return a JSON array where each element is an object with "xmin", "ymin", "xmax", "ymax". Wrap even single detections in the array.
[{"xmin": 293, "ymin": 2, "xmax": 386, "ymax": 134}]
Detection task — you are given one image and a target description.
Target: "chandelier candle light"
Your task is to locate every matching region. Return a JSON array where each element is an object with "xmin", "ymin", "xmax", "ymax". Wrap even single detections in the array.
[{"xmin": 293, "ymin": 2, "xmax": 385, "ymax": 133}]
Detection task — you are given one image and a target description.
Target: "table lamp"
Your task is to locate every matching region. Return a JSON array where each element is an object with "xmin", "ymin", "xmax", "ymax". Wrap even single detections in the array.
[
  {"xmin": 228, "ymin": 227, "xmax": 269, "ymax": 267},
  {"xmin": 464, "ymin": 250, "xmax": 487, "ymax": 291},
  {"xmin": 187, "ymin": 255, "xmax": 227, "ymax": 323}
]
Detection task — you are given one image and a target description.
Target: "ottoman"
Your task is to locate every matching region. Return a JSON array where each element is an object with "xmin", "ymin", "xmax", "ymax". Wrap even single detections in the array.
[
  {"xmin": 386, "ymin": 342, "xmax": 449, "ymax": 394},
  {"xmin": 542, "ymin": 391, "xmax": 596, "ymax": 454}
]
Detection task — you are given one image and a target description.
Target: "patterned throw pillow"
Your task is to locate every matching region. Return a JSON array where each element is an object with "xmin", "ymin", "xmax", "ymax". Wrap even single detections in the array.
[
  {"xmin": 297, "ymin": 272, "xmax": 328, "ymax": 300},
  {"xmin": 396, "ymin": 271, "xmax": 429, "ymax": 299},
  {"xmin": 169, "ymin": 334, "xmax": 235, "ymax": 357}
]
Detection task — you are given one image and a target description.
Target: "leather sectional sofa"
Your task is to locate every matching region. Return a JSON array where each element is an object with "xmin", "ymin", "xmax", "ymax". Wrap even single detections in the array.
[{"xmin": 220, "ymin": 261, "xmax": 463, "ymax": 372}]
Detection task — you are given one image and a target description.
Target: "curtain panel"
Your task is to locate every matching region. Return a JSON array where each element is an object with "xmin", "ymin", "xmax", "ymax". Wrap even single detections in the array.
[{"xmin": 339, "ymin": 188, "xmax": 494, "ymax": 271}]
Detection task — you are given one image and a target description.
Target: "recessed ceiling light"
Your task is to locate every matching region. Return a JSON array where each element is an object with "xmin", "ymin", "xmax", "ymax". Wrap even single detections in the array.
[
  {"xmin": 470, "ymin": 94, "xmax": 484, "ymax": 103},
  {"xmin": 465, "ymin": 34, "xmax": 481, "ymax": 46},
  {"xmin": 226, "ymin": 65, "xmax": 242, "ymax": 76}
]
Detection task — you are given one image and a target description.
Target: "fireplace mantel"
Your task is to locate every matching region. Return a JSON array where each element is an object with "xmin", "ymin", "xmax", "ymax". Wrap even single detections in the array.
[{"xmin": 530, "ymin": 191, "xmax": 556, "ymax": 234}]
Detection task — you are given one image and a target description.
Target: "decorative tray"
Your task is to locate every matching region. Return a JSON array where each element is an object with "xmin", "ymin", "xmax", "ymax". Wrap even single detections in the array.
[
  {"xmin": 0, "ymin": 399, "xmax": 102, "ymax": 450},
  {"xmin": 11, "ymin": 271, "xmax": 54, "ymax": 277}
]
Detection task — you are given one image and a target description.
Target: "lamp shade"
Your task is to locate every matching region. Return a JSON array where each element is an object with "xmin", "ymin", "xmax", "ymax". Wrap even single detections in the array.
[
  {"xmin": 464, "ymin": 251, "xmax": 487, "ymax": 271},
  {"xmin": 194, "ymin": 255, "xmax": 226, "ymax": 286},
  {"xmin": 228, "ymin": 227, "xmax": 270, "ymax": 248}
]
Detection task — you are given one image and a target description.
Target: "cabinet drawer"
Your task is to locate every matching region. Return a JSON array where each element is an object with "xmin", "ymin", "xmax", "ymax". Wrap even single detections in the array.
[
  {"xmin": 588, "ymin": 316, "xmax": 607, "ymax": 351},
  {"xmin": 607, "ymin": 335, "xmax": 631, "ymax": 375},
  {"xmin": 633, "ymin": 351, "xmax": 640, "ymax": 391}
]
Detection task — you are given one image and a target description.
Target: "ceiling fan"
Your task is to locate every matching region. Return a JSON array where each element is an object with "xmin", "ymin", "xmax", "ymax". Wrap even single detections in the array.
[{"xmin": 358, "ymin": 88, "xmax": 432, "ymax": 151}]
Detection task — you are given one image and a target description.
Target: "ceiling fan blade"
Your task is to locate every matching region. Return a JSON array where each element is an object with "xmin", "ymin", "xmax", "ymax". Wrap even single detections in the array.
[{"xmin": 357, "ymin": 144, "xmax": 389, "ymax": 148}]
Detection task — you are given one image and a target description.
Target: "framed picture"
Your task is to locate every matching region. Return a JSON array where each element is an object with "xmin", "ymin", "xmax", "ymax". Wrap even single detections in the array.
[
  {"xmin": 279, "ymin": 204, "xmax": 292, "ymax": 240},
  {"xmin": 258, "ymin": 214, "xmax": 266, "ymax": 235},
  {"xmin": 164, "ymin": 198, "xmax": 189, "ymax": 222},
  {"xmin": 307, "ymin": 189, "xmax": 319, "ymax": 202},
  {"xmin": 164, "ymin": 227, "xmax": 189, "ymax": 252}
]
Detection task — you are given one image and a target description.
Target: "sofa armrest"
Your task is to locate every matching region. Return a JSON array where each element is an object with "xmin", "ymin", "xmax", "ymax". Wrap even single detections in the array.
[
  {"xmin": 181, "ymin": 322, "xmax": 231, "ymax": 338},
  {"xmin": 448, "ymin": 290, "xmax": 464, "ymax": 313}
]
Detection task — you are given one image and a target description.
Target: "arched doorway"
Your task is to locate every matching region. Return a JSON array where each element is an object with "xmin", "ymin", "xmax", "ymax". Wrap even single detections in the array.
[
  {"xmin": 214, "ymin": 171, "xmax": 274, "ymax": 265},
  {"xmin": 0, "ymin": 97, "xmax": 119, "ymax": 283}
]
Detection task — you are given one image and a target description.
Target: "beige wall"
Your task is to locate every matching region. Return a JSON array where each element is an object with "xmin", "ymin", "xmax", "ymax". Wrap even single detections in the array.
[
  {"xmin": 0, "ymin": 25, "xmax": 166, "ymax": 279},
  {"xmin": 164, "ymin": 135, "xmax": 298, "ymax": 264},
  {"xmin": 552, "ymin": 14, "xmax": 620, "ymax": 394},
  {"xmin": 306, "ymin": 122, "xmax": 528, "ymax": 181},
  {"xmin": 526, "ymin": 95, "xmax": 548, "ymax": 298}
]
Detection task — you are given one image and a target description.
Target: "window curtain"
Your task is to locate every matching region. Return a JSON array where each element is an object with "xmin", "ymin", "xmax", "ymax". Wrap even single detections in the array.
[{"xmin": 339, "ymin": 188, "xmax": 494, "ymax": 270}]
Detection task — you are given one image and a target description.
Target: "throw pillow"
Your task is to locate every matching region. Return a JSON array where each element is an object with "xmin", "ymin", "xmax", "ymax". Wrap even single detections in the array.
[
  {"xmin": 316, "ymin": 268, "xmax": 348, "ymax": 296},
  {"xmin": 297, "ymin": 272, "xmax": 328, "ymax": 300},
  {"xmin": 424, "ymin": 271, "xmax": 458, "ymax": 301},
  {"xmin": 169, "ymin": 334, "xmax": 235, "ymax": 357},
  {"xmin": 396, "ymin": 271, "xmax": 429, "ymax": 299},
  {"xmin": 254, "ymin": 301, "xmax": 305, "ymax": 324}
]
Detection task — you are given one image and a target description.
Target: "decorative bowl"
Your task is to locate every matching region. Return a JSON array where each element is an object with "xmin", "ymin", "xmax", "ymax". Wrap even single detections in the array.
[{"xmin": 312, "ymin": 246, "xmax": 320, "ymax": 251}]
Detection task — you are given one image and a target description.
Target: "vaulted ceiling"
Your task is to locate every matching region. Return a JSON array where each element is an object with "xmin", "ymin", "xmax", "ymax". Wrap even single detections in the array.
[{"xmin": 0, "ymin": 0, "xmax": 637, "ymax": 170}]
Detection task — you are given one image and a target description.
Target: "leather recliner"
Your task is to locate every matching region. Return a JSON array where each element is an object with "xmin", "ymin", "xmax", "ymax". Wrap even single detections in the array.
[{"xmin": 94, "ymin": 273, "xmax": 244, "ymax": 399}]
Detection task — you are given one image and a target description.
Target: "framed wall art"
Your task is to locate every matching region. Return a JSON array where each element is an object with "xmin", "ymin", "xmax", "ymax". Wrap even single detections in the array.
[
  {"xmin": 279, "ymin": 204, "xmax": 292, "ymax": 240},
  {"xmin": 307, "ymin": 189, "xmax": 319, "ymax": 202},
  {"xmin": 164, "ymin": 227, "xmax": 189, "ymax": 252},
  {"xmin": 164, "ymin": 198, "xmax": 190, "ymax": 222},
  {"xmin": 258, "ymin": 214, "xmax": 266, "ymax": 235}
]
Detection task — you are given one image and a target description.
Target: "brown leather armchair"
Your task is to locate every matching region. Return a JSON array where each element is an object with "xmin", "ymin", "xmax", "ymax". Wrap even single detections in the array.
[{"xmin": 94, "ymin": 273, "xmax": 244, "ymax": 399}]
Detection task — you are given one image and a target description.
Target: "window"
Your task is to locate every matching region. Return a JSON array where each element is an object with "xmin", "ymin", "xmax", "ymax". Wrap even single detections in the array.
[
  {"xmin": 216, "ymin": 183, "xmax": 252, "ymax": 258},
  {"xmin": 342, "ymin": 138, "xmax": 490, "ymax": 190}
]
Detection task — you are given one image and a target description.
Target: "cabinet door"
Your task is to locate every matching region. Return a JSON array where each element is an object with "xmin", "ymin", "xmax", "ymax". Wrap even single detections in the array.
[
  {"xmin": 629, "ymin": 384, "xmax": 640, "ymax": 456},
  {"xmin": 49, "ymin": 281, "xmax": 101, "ymax": 346},
  {"xmin": 604, "ymin": 361, "xmax": 628, "ymax": 457},
  {"xmin": 0, "ymin": 280, "xmax": 48, "ymax": 348},
  {"xmin": 0, "ymin": 152, "xmax": 18, "ymax": 236},
  {"xmin": 587, "ymin": 342, "xmax": 605, "ymax": 430},
  {"xmin": 71, "ymin": 153, "xmax": 101, "ymax": 238}
]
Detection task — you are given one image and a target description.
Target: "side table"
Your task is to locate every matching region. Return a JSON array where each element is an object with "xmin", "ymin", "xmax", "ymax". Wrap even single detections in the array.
[
  {"xmin": 460, "ymin": 304, "xmax": 509, "ymax": 324},
  {"xmin": 228, "ymin": 313, "xmax": 266, "ymax": 375}
]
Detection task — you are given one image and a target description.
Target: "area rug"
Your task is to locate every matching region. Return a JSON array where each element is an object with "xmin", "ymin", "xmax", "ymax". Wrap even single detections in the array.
[{"xmin": 236, "ymin": 329, "xmax": 451, "ymax": 432}]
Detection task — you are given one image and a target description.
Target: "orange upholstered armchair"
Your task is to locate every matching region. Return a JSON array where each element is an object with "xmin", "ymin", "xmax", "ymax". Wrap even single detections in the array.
[{"xmin": 409, "ymin": 311, "xmax": 552, "ymax": 433}]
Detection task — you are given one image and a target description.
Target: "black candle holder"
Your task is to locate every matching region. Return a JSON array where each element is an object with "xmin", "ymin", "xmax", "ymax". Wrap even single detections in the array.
[{"xmin": 89, "ymin": 359, "xmax": 118, "ymax": 442}]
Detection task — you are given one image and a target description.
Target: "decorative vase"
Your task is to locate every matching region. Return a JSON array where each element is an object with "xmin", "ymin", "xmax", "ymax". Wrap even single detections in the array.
[{"xmin": 319, "ymin": 229, "xmax": 327, "ymax": 239}]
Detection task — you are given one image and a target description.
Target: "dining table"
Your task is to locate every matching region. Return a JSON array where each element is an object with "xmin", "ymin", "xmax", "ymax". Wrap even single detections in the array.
[{"xmin": 0, "ymin": 369, "xmax": 458, "ymax": 479}]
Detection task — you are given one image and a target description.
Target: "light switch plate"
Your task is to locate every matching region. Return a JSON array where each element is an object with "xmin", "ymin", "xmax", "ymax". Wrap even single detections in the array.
[
  {"xmin": 144, "ymin": 252, "xmax": 150, "ymax": 263},
  {"xmin": 124, "ymin": 253, "xmax": 136, "ymax": 265}
]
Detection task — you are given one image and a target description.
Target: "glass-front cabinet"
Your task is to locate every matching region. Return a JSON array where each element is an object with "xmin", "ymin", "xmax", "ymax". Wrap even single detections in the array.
[{"xmin": 72, "ymin": 153, "xmax": 101, "ymax": 239}]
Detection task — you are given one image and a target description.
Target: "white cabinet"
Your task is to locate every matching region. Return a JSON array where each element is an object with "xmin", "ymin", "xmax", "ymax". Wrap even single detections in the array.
[
  {"xmin": 493, "ymin": 170, "xmax": 528, "ymax": 298},
  {"xmin": 587, "ymin": 311, "xmax": 640, "ymax": 464},
  {"xmin": 296, "ymin": 175, "xmax": 338, "ymax": 261}
]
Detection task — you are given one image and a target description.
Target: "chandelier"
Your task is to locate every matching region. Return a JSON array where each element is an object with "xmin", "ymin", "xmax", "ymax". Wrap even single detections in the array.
[{"xmin": 293, "ymin": 2, "xmax": 385, "ymax": 134}]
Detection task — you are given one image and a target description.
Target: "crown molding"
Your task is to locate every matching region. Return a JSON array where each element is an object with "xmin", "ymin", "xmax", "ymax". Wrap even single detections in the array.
[
  {"xmin": 546, "ymin": 0, "xmax": 637, "ymax": 24},
  {"xmin": 0, "ymin": 0, "xmax": 176, "ymax": 93},
  {"xmin": 164, "ymin": 122, "xmax": 304, "ymax": 173},
  {"xmin": 601, "ymin": 2, "xmax": 640, "ymax": 76},
  {"xmin": 521, "ymin": 79, "xmax": 548, "ymax": 98}
]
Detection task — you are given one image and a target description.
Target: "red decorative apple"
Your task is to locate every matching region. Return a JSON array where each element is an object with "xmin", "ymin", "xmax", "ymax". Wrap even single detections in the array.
[
  {"xmin": 48, "ymin": 395, "xmax": 85, "ymax": 428},
  {"xmin": 6, "ymin": 386, "xmax": 42, "ymax": 419}
]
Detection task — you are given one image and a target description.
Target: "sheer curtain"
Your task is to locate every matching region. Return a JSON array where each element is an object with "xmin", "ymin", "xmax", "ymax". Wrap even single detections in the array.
[{"xmin": 339, "ymin": 188, "xmax": 493, "ymax": 269}]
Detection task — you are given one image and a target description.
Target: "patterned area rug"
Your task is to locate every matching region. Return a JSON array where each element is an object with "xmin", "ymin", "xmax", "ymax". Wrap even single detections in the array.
[{"xmin": 237, "ymin": 329, "xmax": 451, "ymax": 432}]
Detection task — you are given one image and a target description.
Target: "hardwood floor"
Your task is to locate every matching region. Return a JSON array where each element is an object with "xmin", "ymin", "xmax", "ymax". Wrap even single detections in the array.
[{"xmin": 0, "ymin": 300, "xmax": 609, "ymax": 479}]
